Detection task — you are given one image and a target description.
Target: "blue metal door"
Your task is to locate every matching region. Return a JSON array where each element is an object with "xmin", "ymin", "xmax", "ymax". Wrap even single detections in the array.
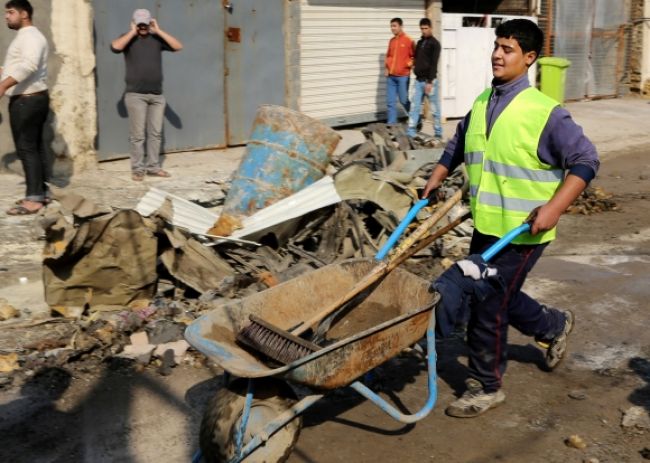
[
  {"xmin": 93, "ymin": 0, "xmax": 226, "ymax": 160},
  {"xmin": 224, "ymin": 0, "xmax": 286, "ymax": 144}
]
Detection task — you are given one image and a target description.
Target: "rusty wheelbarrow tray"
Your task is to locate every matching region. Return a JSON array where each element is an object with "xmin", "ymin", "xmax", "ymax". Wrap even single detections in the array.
[
  {"xmin": 186, "ymin": 258, "xmax": 440, "ymax": 463},
  {"xmin": 186, "ymin": 258, "xmax": 437, "ymax": 389}
]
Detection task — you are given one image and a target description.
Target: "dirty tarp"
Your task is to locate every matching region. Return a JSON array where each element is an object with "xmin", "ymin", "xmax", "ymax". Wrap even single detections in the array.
[
  {"xmin": 387, "ymin": 148, "xmax": 445, "ymax": 177},
  {"xmin": 48, "ymin": 185, "xmax": 113, "ymax": 219},
  {"xmin": 149, "ymin": 197, "xmax": 236, "ymax": 293},
  {"xmin": 42, "ymin": 208, "xmax": 158, "ymax": 310},
  {"xmin": 43, "ymin": 189, "xmax": 238, "ymax": 309},
  {"xmin": 159, "ymin": 225, "xmax": 235, "ymax": 294}
]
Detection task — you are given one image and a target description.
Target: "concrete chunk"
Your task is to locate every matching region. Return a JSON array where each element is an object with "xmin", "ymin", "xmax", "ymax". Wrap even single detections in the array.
[{"xmin": 153, "ymin": 340, "xmax": 190, "ymax": 364}]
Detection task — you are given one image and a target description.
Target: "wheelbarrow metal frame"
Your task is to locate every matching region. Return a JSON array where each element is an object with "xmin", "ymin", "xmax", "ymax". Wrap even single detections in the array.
[
  {"xmin": 186, "ymin": 259, "xmax": 440, "ymax": 463},
  {"xmin": 215, "ymin": 311, "xmax": 438, "ymax": 463}
]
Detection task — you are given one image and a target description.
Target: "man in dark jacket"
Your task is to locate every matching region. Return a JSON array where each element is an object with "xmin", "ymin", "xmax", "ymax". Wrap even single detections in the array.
[{"xmin": 407, "ymin": 18, "xmax": 442, "ymax": 140}]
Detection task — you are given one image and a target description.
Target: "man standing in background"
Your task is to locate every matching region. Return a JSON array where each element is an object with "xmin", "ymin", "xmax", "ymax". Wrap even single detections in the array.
[
  {"xmin": 407, "ymin": 18, "xmax": 443, "ymax": 142},
  {"xmin": 385, "ymin": 17, "xmax": 413, "ymax": 125},
  {"xmin": 1, "ymin": 0, "xmax": 50, "ymax": 215},
  {"xmin": 111, "ymin": 8, "xmax": 182, "ymax": 182}
]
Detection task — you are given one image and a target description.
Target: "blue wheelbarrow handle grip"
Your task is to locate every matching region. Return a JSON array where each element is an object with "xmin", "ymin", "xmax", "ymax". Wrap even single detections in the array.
[
  {"xmin": 480, "ymin": 222, "xmax": 531, "ymax": 262},
  {"xmin": 375, "ymin": 198, "xmax": 430, "ymax": 261}
]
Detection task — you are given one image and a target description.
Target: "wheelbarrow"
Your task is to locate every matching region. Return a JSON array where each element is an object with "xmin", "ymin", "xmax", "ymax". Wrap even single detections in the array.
[
  {"xmin": 186, "ymin": 214, "xmax": 530, "ymax": 461},
  {"xmin": 186, "ymin": 191, "xmax": 464, "ymax": 463},
  {"xmin": 186, "ymin": 257, "xmax": 440, "ymax": 463}
]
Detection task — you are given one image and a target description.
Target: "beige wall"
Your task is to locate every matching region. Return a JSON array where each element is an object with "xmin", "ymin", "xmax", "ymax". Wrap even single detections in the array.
[
  {"xmin": 0, "ymin": 0, "xmax": 96, "ymax": 178},
  {"xmin": 49, "ymin": 0, "xmax": 97, "ymax": 172},
  {"xmin": 426, "ymin": 0, "xmax": 443, "ymax": 39},
  {"xmin": 641, "ymin": 0, "xmax": 650, "ymax": 97}
]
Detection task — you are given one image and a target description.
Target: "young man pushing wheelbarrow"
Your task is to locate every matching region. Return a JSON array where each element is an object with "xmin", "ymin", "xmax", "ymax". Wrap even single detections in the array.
[{"xmin": 423, "ymin": 19, "xmax": 599, "ymax": 418}]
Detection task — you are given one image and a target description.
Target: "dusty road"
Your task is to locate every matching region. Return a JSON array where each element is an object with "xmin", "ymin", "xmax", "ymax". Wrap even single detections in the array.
[{"xmin": 1, "ymin": 99, "xmax": 649, "ymax": 462}]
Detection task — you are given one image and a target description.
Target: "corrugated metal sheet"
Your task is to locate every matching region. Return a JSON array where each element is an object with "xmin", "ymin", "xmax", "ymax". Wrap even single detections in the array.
[
  {"xmin": 232, "ymin": 176, "xmax": 341, "ymax": 239},
  {"xmin": 594, "ymin": 0, "xmax": 629, "ymax": 28},
  {"xmin": 136, "ymin": 177, "xmax": 341, "ymax": 243},
  {"xmin": 553, "ymin": 0, "xmax": 629, "ymax": 100},
  {"xmin": 588, "ymin": 0, "xmax": 629, "ymax": 97},
  {"xmin": 589, "ymin": 34, "xmax": 619, "ymax": 96},
  {"xmin": 299, "ymin": 0, "xmax": 425, "ymax": 125},
  {"xmin": 554, "ymin": 0, "xmax": 593, "ymax": 100},
  {"xmin": 136, "ymin": 187, "xmax": 220, "ymax": 235}
]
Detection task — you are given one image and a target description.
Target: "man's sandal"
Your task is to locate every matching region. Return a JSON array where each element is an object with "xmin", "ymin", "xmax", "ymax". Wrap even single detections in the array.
[
  {"xmin": 6, "ymin": 205, "xmax": 42, "ymax": 215},
  {"xmin": 15, "ymin": 198, "xmax": 51, "ymax": 205},
  {"xmin": 146, "ymin": 170, "xmax": 171, "ymax": 178}
]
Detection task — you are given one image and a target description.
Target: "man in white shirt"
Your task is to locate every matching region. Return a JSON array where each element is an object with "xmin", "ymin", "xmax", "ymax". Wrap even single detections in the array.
[{"xmin": 1, "ymin": 0, "xmax": 50, "ymax": 215}]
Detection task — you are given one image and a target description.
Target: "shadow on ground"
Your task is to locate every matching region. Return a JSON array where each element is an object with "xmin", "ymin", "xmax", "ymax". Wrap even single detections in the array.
[
  {"xmin": 628, "ymin": 356, "xmax": 650, "ymax": 412},
  {"xmin": 0, "ymin": 361, "xmax": 195, "ymax": 463}
]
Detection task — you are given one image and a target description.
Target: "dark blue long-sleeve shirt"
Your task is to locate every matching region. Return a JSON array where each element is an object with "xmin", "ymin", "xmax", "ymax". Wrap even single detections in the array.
[{"xmin": 440, "ymin": 74, "xmax": 600, "ymax": 183}]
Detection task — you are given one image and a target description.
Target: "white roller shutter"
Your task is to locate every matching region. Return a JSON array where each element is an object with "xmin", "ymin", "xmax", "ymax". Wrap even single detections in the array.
[{"xmin": 299, "ymin": 0, "xmax": 425, "ymax": 125}]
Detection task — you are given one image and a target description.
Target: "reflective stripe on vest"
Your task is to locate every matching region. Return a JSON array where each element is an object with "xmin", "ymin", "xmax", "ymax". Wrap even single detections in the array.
[{"xmin": 464, "ymin": 87, "xmax": 562, "ymax": 245}]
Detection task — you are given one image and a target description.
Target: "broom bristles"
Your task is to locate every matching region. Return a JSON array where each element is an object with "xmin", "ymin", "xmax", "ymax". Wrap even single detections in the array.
[{"xmin": 237, "ymin": 315, "xmax": 320, "ymax": 364}]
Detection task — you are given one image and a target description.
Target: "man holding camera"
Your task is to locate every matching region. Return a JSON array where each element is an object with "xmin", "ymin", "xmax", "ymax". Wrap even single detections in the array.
[{"xmin": 111, "ymin": 9, "xmax": 182, "ymax": 181}]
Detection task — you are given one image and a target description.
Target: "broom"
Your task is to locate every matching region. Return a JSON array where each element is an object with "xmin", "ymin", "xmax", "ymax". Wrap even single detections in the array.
[{"xmin": 236, "ymin": 186, "xmax": 468, "ymax": 364}]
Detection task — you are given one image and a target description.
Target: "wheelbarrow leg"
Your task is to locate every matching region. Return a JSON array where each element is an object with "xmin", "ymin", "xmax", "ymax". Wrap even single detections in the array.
[
  {"xmin": 234, "ymin": 380, "xmax": 255, "ymax": 459},
  {"xmin": 349, "ymin": 312, "xmax": 438, "ymax": 424},
  {"xmin": 191, "ymin": 449, "xmax": 203, "ymax": 463}
]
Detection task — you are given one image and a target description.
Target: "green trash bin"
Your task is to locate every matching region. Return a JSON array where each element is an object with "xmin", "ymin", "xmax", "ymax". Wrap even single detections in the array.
[{"xmin": 538, "ymin": 57, "xmax": 571, "ymax": 105}]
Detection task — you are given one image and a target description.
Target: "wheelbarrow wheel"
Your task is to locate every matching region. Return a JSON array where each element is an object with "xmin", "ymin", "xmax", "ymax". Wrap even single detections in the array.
[{"xmin": 200, "ymin": 378, "xmax": 301, "ymax": 463}]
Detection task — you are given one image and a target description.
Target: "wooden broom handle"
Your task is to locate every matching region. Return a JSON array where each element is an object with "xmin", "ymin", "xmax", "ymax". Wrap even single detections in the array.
[{"xmin": 291, "ymin": 185, "xmax": 467, "ymax": 336}]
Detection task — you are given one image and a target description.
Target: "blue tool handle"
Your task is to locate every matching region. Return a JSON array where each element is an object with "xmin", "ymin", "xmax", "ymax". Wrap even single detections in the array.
[
  {"xmin": 480, "ymin": 222, "xmax": 531, "ymax": 262},
  {"xmin": 375, "ymin": 198, "xmax": 430, "ymax": 261}
]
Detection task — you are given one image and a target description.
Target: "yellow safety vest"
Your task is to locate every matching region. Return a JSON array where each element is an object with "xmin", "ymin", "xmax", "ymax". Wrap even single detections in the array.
[{"xmin": 464, "ymin": 87, "xmax": 563, "ymax": 244}]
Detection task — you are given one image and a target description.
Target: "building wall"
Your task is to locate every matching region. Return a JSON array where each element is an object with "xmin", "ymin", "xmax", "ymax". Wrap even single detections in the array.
[
  {"xmin": 49, "ymin": 0, "xmax": 96, "ymax": 172},
  {"xmin": 630, "ymin": 0, "xmax": 643, "ymax": 94},
  {"xmin": 442, "ymin": 0, "xmax": 533, "ymax": 15},
  {"xmin": 0, "ymin": 0, "xmax": 96, "ymax": 177},
  {"xmin": 426, "ymin": 0, "xmax": 443, "ymax": 38},
  {"xmin": 641, "ymin": 0, "xmax": 650, "ymax": 96},
  {"xmin": 295, "ymin": 0, "xmax": 427, "ymax": 125}
]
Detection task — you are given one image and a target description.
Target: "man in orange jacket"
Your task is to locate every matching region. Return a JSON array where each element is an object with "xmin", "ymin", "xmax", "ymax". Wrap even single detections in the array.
[{"xmin": 385, "ymin": 17, "xmax": 414, "ymax": 124}]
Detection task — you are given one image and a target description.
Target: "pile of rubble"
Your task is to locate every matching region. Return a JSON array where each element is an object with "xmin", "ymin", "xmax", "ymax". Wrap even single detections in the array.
[
  {"xmin": 566, "ymin": 186, "xmax": 618, "ymax": 215},
  {"xmin": 0, "ymin": 123, "xmax": 471, "ymax": 387},
  {"xmin": 2, "ymin": 122, "xmax": 616, "ymax": 387}
]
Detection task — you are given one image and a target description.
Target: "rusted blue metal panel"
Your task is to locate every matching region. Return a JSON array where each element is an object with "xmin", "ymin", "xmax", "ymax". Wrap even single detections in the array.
[{"xmin": 93, "ymin": 0, "xmax": 226, "ymax": 160}]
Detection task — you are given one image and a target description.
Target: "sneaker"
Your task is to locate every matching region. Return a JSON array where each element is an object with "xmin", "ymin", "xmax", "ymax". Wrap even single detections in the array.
[
  {"xmin": 445, "ymin": 378, "xmax": 506, "ymax": 418},
  {"xmin": 543, "ymin": 309, "xmax": 575, "ymax": 370}
]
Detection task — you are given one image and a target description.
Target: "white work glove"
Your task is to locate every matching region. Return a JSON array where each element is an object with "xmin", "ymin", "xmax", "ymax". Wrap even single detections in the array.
[{"xmin": 456, "ymin": 259, "xmax": 498, "ymax": 281}]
